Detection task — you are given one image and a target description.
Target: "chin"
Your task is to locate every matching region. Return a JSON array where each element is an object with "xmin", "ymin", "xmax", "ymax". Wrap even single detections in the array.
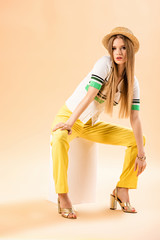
[{"xmin": 115, "ymin": 61, "xmax": 125, "ymax": 65}]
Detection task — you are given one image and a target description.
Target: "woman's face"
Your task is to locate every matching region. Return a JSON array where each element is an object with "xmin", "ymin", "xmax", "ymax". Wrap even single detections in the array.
[{"xmin": 112, "ymin": 37, "xmax": 127, "ymax": 65}]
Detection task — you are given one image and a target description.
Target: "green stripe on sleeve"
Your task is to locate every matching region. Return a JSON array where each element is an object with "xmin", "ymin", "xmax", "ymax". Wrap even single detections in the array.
[
  {"xmin": 131, "ymin": 105, "xmax": 140, "ymax": 110},
  {"xmin": 89, "ymin": 81, "xmax": 102, "ymax": 90},
  {"xmin": 85, "ymin": 85, "xmax": 89, "ymax": 91},
  {"xmin": 94, "ymin": 96, "xmax": 104, "ymax": 103}
]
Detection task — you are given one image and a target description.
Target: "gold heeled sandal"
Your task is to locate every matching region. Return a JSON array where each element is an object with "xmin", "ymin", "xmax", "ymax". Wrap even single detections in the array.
[
  {"xmin": 58, "ymin": 198, "xmax": 77, "ymax": 219},
  {"xmin": 110, "ymin": 187, "xmax": 137, "ymax": 213}
]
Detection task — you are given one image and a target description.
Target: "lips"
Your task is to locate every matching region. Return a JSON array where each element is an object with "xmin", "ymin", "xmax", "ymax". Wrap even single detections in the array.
[{"xmin": 116, "ymin": 57, "xmax": 122, "ymax": 60}]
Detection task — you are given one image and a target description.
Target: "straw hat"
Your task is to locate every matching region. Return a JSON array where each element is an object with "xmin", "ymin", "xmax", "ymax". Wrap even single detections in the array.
[{"xmin": 102, "ymin": 26, "xmax": 139, "ymax": 53}]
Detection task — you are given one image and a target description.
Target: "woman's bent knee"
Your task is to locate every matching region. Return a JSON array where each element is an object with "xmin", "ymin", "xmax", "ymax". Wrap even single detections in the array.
[{"xmin": 50, "ymin": 129, "xmax": 68, "ymax": 146}]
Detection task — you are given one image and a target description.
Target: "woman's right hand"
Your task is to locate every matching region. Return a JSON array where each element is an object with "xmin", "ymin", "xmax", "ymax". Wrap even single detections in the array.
[{"xmin": 52, "ymin": 122, "xmax": 72, "ymax": 135}]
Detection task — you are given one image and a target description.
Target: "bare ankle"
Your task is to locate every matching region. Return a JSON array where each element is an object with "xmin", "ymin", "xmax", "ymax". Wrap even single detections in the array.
[
  {"xmin": 117, "ymin": 187, "xmax": 129, "ymax": 192},
  {"xmin": 58, "ymin": 193, "xmax": 69, "ymax": 200}
]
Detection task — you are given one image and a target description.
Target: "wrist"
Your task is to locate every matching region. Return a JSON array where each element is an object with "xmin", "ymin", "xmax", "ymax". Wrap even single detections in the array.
[
  {"xmin": 138, "ymin": 150, "xmax": 145, "ymax": 157},
  {"xmin": 65, "ymin": 120, "xmax": 73, "ymax": 128},
  {"xmin": 137, "ymin": 154, "xmax": 146, "ymax": 161}
]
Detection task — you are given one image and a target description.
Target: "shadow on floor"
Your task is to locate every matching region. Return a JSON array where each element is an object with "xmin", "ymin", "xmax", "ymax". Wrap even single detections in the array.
[{"xmin": 0, "ymin": 199, "xmax": 124, "ymax": 237}]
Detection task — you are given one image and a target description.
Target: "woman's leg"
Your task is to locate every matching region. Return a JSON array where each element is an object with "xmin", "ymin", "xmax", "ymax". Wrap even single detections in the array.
[
  {"xmin": 80, "ymin": 120, "xmax": 146, "ymax": 189},
  {"xmin": 80, "ymin": 120, "xmax": 146, "ymax": 212},
  {"xmin": 50, "ymin": 105, "xmax": 83, "ymax": 218},
  {"xmin": 50, "ymin": 105, "xmax": 83, "ymax": 193}
]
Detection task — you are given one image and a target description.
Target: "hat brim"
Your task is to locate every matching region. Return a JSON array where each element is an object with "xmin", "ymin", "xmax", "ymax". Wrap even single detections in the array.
[{"xmin": 102, "ymin": 31, "xmax": 139, "ymax": 53}]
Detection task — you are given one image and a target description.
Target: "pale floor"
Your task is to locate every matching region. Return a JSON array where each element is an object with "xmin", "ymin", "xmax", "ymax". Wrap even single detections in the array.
[{"xmin": 0, "ymin": 145, "xmax": 160, "ymax": 240}]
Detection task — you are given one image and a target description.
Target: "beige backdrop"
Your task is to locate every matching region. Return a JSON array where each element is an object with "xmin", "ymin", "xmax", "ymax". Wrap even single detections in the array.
[{"xmin": 0, "ymin": 0, "xmax": 160, "ymax": 239}]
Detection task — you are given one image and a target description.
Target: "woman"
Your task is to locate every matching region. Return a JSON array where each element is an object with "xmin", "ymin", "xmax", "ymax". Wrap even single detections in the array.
[{"xmin": 50, "ymin": 27, "xmax": 146, "ymax": 219}]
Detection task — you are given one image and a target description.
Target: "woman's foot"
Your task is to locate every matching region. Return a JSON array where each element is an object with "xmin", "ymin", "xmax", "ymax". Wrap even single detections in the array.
[
  {"xmin": 58, "ymin": 193, "xmax": 77, "ymax": 219},
  {"xmin": 112, "ymin": 187, "xmax": 136, "ymax": 212}
]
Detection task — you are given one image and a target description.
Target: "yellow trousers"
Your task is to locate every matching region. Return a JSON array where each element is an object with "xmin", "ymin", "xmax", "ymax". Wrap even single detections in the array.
[{"xmin": 50, "ymin": 104, "xmax": 146, "ymax": 193}]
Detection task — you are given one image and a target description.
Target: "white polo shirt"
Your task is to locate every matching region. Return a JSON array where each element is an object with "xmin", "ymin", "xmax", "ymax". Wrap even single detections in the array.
[{"xmin": 65, "ymin": 55, "xmax": 140, "ymax": 125}]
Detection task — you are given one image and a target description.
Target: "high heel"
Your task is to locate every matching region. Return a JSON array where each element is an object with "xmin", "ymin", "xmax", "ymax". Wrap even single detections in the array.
[
  {"xmin": 110, "ymin": 187, "xmax": 137, "ymax": 213},
  {"xmin": 110, "ymin": 194, "xmax": 117, "ymax": 210},
  {"xmin": 57, "ymin": 198, "xmax": 77, "ymax": 219}
]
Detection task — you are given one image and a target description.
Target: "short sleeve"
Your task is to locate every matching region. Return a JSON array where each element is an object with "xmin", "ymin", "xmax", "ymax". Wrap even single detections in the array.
[
  {"xmin": 131, "ymin": 76, "xmax": 140, "ymax": 111},
  {"xmin": 87, "ymin": 56, "xmax": 111, "ymax": 90}
]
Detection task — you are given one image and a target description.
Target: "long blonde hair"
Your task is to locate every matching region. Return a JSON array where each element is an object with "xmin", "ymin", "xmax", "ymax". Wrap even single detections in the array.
[{"xmin": 102, "ymin": 34, "xmax": 135, "ymax": 118}]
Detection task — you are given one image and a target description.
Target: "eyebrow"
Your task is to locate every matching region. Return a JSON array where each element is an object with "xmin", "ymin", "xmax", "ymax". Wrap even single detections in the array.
[{"xmin": 112, "ymin": 45, "xmax": 125, "ymax": 47}]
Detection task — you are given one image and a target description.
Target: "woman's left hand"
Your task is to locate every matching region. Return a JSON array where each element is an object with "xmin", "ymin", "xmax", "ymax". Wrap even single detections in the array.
[{"xmin": 134, "ymin": 157, "xmax": 147, "ymax": 176}]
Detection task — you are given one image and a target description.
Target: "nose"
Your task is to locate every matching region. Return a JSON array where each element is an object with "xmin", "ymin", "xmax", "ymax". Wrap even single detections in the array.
[{"xmin": 116, "ymin": 48, "xmax": 122, "ymax": 54}]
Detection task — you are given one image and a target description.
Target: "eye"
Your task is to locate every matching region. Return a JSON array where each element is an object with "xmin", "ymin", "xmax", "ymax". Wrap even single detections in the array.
[
  {"xmin": 122, "ymin": 46, "xmax": 126, "ymax": 50},
  {"xmin": 112, "ymin": 47, "xmax": 116, "ymax": 50}
]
